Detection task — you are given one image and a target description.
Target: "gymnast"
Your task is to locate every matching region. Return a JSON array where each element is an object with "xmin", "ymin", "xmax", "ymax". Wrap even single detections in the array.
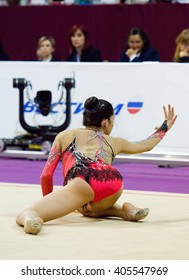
[{"xmin": 16, "ymin": 97, "xmax": 177, "ymax": 234}]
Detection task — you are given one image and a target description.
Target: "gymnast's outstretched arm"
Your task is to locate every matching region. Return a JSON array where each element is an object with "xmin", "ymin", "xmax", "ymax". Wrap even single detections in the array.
[{"xmin": 114, "ymin": 104, "xmax": 177, "ymax": 155}]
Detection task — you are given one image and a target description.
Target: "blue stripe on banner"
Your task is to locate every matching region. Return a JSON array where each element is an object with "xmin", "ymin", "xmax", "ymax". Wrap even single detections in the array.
[{"xmin": 127, "ymin": 102, "xmax": 143, "ymax": 108}]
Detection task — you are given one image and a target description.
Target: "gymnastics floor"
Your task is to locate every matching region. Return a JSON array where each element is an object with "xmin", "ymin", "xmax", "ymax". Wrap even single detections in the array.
[{"xmin": 0, "ymin": 158, "xmax": 189, "ymax": 260}]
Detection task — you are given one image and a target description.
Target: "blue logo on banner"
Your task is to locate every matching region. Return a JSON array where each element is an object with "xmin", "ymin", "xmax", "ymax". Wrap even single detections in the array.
[
  {"xmin": 127, "ymin": 102, "xmax": 143, "ymax": 114},
  {"xmin": 24, "ymin": 101, "xmax": 144, "ymax": 115},
  {"xmin": 24, "ymin": 102, "xmax": 124, "ymax": 116}
]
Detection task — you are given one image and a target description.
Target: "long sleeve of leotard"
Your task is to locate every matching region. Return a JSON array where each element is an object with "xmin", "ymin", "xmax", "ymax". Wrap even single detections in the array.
[{"xmin": 40, "ymin": 144, "xmax": 61, "ymax": 196}]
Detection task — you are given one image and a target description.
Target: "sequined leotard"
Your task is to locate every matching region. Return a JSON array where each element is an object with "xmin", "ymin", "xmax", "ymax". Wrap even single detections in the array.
[
  {"xmin": 62, "ymin": 137, "xmax": 123, "ymax": 202},
  {"xmin": 41, "ymin": 131, "xmax": 123, "ymax": 202}
]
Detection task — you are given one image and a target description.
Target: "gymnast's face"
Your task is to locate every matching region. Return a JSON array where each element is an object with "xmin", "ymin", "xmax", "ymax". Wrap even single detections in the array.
[
  {"xmin": 128, "ymin": 34, "xmax": 144, "ymax": 51},
  {"xmin": 71, "ymin": 29, "xmax": 85, "ymax": 49}
]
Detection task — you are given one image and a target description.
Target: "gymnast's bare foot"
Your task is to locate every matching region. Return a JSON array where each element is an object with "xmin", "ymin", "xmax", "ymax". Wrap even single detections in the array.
[
  {"xmin": 122, "ymin": 202, "xmax": 149, "ymax": 221},
  {"xmin": 24, "ymin": 218, "xmax": 44, "ymax": 235}
]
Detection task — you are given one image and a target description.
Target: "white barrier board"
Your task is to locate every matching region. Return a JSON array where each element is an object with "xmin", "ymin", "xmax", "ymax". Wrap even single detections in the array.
[{"xmin": 0, "ymin": 62, "xmax": 188, "ymax": 154}]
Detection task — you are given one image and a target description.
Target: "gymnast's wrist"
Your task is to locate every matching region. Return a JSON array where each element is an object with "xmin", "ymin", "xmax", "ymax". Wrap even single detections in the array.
[
  {"xmin": 157, "ymin": 120, "xmax": 168, "ymax": 132},
  {"xmin": 153, "ymin": 120, "xmax": 168, "ymax": 139}
]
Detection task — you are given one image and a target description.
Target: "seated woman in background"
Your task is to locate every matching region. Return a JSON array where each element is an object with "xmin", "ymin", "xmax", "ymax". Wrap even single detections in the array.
[
  {"xmin": 0, "ymin": 39, "xmax": 9, "ymax": 61},
  {"xmin": 173, "ymin": 29, "xmax": 189, "ymax": 62},
  {"xmin": 36, "ymin": 36, "xmax": 60, "ymax": 62},
  {"xmin": 120, "ymin": 27, "xmax": 159, "ymax": 62},
  {"xmin": 66, "ymin": 24, "xmax": 102, "ymax": 62}
]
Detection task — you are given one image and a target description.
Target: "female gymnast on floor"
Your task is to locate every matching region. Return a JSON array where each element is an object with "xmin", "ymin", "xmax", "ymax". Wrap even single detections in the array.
[{"xmin": 16, "ymin": 97, "xmax": 177, "ymax": 234}]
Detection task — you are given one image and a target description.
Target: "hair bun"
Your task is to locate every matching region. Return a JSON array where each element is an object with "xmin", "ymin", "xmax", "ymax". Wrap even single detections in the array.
[{"xmin": 84, "ymin": 96, "xmax": 99, "ymax": 110}]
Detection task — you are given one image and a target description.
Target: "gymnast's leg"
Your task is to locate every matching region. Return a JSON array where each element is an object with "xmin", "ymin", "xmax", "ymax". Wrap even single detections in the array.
[
  {"xmin": 78, "ymin": 185, "xmax": 149, "ymax": 221},
  {"xmin": 16, "ymin": 178, "xmax": 94, "ymax": 235}
]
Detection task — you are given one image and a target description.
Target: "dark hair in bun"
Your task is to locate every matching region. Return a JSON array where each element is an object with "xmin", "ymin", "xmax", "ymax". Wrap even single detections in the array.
[
  {"xmin": 84, "ymin": 96, "xmax": 99, "ymax": 110},
  {"xmin": 83, "ymin": 96, "xmax": 114, "ymax": 127}
]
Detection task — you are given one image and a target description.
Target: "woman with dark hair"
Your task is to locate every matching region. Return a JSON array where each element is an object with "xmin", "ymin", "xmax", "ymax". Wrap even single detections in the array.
[
  {"xmin": 66, "ymin": 24, "xmax": 102, "ymax": 62},
  {"xmin": 16, "ymin": 96, "xmax": 176, "ymax": 234},
  {"xmin": 120, "ymin": 28, "xmax": 159, "ymax": 62}
]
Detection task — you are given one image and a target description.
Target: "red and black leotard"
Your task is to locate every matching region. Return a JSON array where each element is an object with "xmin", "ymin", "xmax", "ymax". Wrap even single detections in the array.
[
  {"xmin": 41, "ymin": 132, "xmax": 123, "ymax": 202},
  {"xmin": 62, "ymin": 138, "xmax": 123, "ymax": 202}
]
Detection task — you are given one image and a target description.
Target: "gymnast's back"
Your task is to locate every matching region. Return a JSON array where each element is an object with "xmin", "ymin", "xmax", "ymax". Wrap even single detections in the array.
[{"xmin": 55, "ymin": 128, "xmax": 115, "ymax": 165}]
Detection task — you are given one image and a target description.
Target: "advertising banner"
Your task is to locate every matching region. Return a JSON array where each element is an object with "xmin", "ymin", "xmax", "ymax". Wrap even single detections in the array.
[{"xmin": 0, "ymin": 62, "xmax": 188, "ymax": 154}]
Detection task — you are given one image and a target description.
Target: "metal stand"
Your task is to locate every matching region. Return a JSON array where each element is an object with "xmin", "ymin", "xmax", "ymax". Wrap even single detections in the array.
[{"xmin": 0, "ymin": 77, "xmax": 75, "ymax": 158}]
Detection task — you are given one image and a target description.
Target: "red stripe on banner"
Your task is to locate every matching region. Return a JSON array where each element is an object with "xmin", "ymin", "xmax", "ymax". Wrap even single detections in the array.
[{"xmin": 128, "ymin": 108, "xmax": 140, "ymax": 114}]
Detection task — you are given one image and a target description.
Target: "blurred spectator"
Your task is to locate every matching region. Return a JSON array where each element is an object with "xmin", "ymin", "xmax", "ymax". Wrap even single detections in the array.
[
  {"xmin": 173, "ymin": 29, "xmax": 189, "ymax": 62},
  {"xmin": 6, "ymin": 0, "xmax": 20, "ymax": 5},
  {"xmin": 120, "ymin": 28, "xmax": 159, "ymax": 62},
  {"xmin": 0, "ymin": 40, "xmax": 9, "ymax": 61},
  {"xmin": 66, "ymin": 24, "xmax": 102, "ymax": 62},
  {"xmin": 148, "ymin": 0, "xmax": 189, "ymax": 2},
  {"xmin": 123, "ymin": 0, "xmax": 148, "ymax": 3},
  {"xmin": 36, "ymin": 36, "xmax": 60, "ymax": 62},
  {"xmin": 148, "ymin": 0, "xmax": 172, "ymax": 2},
  {"xmin": 0, "ymin": 39, "xmax": 9, "ymax": 61}
]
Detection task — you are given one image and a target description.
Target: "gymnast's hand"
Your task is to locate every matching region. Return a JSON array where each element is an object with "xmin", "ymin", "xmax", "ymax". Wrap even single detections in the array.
[
  {"xmin": 154, "ymin": 104, "xmax": 177, "ymax": 132},
  {"xmin": 163, "ymin": 104, "xmax": 177, "ymax": 131}
]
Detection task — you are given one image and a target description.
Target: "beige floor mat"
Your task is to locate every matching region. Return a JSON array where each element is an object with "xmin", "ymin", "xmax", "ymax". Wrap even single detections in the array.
[{"xmin": 0, "ymin": 183, "xmax": 189, "ymax": 260}]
